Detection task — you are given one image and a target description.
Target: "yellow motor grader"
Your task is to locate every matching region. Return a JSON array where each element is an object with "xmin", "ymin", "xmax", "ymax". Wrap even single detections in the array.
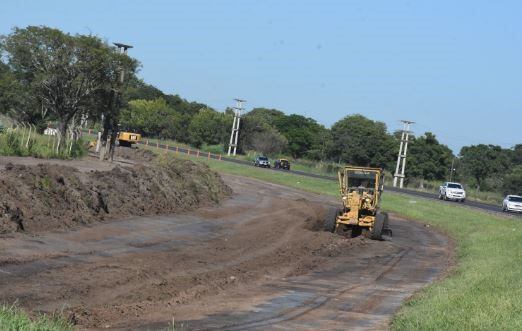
[{"xmin": 325, "ymin": 166, "xmax": 392, "ymax": 240}]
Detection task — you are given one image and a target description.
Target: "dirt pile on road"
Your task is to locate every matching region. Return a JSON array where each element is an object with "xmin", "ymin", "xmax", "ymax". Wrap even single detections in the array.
[
  {"xmin": 0, "ymin": 158, "xmax": 231, "ymax": 234},
  {"xmin": 113, "ymin": 147, "xmax": 155, "ymax": 162}
]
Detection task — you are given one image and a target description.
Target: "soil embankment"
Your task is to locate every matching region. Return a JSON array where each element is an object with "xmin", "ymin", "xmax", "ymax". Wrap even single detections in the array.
[
  {"xmin": 0, "ymin": 151, "xmax": 453, "ymax": 330},
  {"xmin": 0, "ymin": 154, "xmax": 231, "ymax": 234}
]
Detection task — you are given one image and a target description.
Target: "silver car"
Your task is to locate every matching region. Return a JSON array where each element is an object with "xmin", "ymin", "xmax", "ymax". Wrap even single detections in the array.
[{"xmin": 502, "ymin": 195, "xmax": 522, "ymax": 213}]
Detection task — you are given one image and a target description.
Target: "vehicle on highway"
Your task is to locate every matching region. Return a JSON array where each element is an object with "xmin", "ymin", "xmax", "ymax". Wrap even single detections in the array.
[
  {"xmin": 502, "ymin": 195, "xmax": 522, "ymax": 213},
  {"xmin": 439, "ymin": 182, "xmax": 466, "ymax": 202},
  {"xmin": 253, "ymin": 156, "xmax": 271, "ymax": 168},
  {"xmin": 274, "ymin": 158, "xmax": 291, "ymax": 170}
]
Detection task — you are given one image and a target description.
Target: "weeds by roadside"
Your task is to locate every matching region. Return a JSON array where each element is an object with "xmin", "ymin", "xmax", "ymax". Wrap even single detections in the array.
[
  {"xmin": 0, "ymin": 304, "xmax": 72, "ymax": 331},
  {"xmin": 0, "ymin": 131, "xmax": 86, "ymax": 159}
]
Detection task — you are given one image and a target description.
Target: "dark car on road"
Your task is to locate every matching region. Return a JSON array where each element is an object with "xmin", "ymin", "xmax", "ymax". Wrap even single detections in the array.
[
  {"xmin": 274, "ymin": 159, "xmax": 291, "ymax": 170},
  {"xmin": 254, "ymin": 156, "xmax": 271, "ymax": 168}
]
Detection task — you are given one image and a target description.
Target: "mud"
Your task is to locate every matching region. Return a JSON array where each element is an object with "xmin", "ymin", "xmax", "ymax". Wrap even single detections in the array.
[
  {"xmin": 0, "ymin": 173, "xmax": 453, "ymax": 330},
  {"xmin": 0, "ymin": 155, "xmax": 231, "ymax": 234}
]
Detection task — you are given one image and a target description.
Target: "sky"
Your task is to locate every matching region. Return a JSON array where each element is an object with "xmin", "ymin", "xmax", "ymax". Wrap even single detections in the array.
[{"xmin": 1, "ymin": 0, "xmax": 521, "ymax": 152}]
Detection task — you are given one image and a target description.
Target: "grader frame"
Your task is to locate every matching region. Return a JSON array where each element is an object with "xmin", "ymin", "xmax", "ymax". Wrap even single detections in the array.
[{"xmin": 325, "ymin": 166, "xmax": 391, "ymax": 240}]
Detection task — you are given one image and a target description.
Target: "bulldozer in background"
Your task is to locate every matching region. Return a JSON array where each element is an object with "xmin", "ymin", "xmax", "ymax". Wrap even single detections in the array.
[
  {"xmin": 117, "ymin": 131, "xmax": 141, "ymax": 147},
  {"xmin": 324, "ymin": 166, "xmax": 392, "ymax": 240},
  {"xmin": 88, "ymin": 131, "xmax": 141, "ymax": 149}
]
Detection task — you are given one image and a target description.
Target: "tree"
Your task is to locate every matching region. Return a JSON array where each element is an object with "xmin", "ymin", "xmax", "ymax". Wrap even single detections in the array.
[
  {"xmin": 1, "ymin": 26, "xmax": 137, "ymax": 149},
  {"xmin": 459, "ymin": 144, "xmax": 511, "ymax": 190},
  {"xmin": 406, "ymin": 132, "xmax": 454, "ymax": 182},
  {"xmin": 187, "ymin": 108, "xmax": 232, "ymax": 148},
  {"xmin": 503, "ymin": 166, "xmax": 522, "ymax": 195},
  {"xmin": 272, "ymin": 114, "xmax": 327, "ymax": 159},
  {"xmin": 250, "ymin": 128, "xmax": 288, "ymax": 155},
  {"xmin": 120, "ymin": 98, "xmax": 182, "ymax": 140},
  {"xmin": 328, "ymin": 114, "xmax": 396, "ymax": 168},
  {"xmin": 512, "ymin": 144, "xmax": 522, "ymax": 165}
]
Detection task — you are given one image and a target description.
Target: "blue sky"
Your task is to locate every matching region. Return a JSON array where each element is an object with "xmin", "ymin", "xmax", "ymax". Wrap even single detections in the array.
[{"xmin": 1, "ymin": 0, "xmax": 520, "ymax": 152}]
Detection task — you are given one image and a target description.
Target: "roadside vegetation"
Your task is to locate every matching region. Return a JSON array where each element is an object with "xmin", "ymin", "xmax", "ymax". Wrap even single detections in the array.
[
  {"xmin": 167, "ymin": 153, "xmax": 521, "ymax": 330},
  {"xmin": 0, "ymin": 129, "xmax": 86, "ymax": 159},
  {"xmin": 0, "ymin": 304, "xmax": 72, "ymax": 331}
]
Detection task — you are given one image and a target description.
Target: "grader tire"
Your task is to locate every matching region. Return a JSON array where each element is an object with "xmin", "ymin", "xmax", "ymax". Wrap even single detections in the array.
[
  {"xmin": 371, "ymin": 212, "xmax": 386, "ymax": 240},
  {"xmin": 324, "ymin": 207, "xmax": 339, "ymax": 233}
]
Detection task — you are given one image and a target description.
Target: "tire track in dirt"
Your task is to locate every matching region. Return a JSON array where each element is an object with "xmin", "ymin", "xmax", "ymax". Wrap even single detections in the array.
[{"xmin": 0, "ymin": 173, "xmax": 452, "ymax": 330}]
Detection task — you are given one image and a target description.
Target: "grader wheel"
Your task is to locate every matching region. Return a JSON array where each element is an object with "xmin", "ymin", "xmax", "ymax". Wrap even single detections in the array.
[
  {"xmin": 370, "ymin": 212, "xmax": 391, "ymax": 240},
  {"xmin": 324, "ymin": 207, "xmax": 340, "ymax": 233}
]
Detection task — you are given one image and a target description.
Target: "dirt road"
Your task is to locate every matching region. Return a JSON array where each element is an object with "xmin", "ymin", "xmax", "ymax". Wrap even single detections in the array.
[{"xmin": 0, "ymin": 174, "xmax": 452, "ymax": 330}]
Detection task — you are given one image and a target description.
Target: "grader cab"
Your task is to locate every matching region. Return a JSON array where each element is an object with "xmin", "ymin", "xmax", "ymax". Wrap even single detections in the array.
[{"xmin": 325, "ymin": 166, "xmax": 392, "ymax": 240}]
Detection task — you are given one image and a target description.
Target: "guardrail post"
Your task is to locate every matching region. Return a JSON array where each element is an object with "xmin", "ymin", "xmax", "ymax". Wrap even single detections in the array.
[
  {"xmin": 219, "ymin": 154, "xmax": 222, "ymax": 161},
  {"xmin": 176, "ymin": 146, "xmax": 179, "ymax": 154},
  {"xmin": 165, "ymin": 144, "xmax": 168, "ymax": 153},
  {"xmin": 146, "ymin": 139, "xmax": 149, "ymax": 146},
  {"xmin": 197, "ymin": 150, "xmax": 200, "ymax": 158},
  {"xmin": 207, "ymin": 151, "xmax": 211, "ymax": 159},
  {"xmin": 156, "ymin": 141, "xmax": 159, "ymax": 149},
  {"xmin": 187, "ymin": 148, "xmax": 190, "ymax": 156},
  {"xmin": 88, "ymin": 129, "xmax": 92, "ymax": 135}
]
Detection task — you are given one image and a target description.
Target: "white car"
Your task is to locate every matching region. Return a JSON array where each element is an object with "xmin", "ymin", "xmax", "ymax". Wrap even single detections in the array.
[
  {"xmin": 502, "ymin": 195, "xmax": 522, "ymax": 213},
  {"xmin": 439, "ymin": 182, "xmax": 466, "ymax": 202}
]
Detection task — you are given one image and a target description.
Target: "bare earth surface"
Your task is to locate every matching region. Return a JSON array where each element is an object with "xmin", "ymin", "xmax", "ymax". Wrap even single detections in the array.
[{"xmin": 0, "ymin": 155, "xmax": 453, "ymax": 330}]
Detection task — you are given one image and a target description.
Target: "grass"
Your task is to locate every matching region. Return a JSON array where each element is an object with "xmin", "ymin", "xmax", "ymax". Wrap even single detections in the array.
[
  {"xmin": 0, "ymin": 130, "xmax": 86, "ymax": 159},
  {"xmin": 161, "ymin": 151, "xmax": 522, "ymax": 330},
  {"xmin": 386, "ymin": 195, "xmax": 522, "ymax": 330},
  {"xmin": 0, "ymin": 304, "xmax": 72, "ymax": 331}
]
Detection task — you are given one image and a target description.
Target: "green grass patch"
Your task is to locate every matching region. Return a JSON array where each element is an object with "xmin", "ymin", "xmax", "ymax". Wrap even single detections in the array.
[
  {"xmin": 0, "ymin": 130, "xmax": 86, "ymax": 159},
  {"xmin": 164, "ymin": 152, "xmax": 521, "ymax": 330},
  {"xmin": 0, "ymin": 304, "xmax": 72, "ymax": 331},
  {"xmin": 386, "ymin": 194, "xmax": 522, "ymax": 330}
]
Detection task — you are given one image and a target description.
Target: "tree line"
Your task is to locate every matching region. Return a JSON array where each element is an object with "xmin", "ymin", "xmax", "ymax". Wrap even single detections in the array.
[{"xmin": 1, "ymin": 26, "xmax": 520, "ymax": 195}]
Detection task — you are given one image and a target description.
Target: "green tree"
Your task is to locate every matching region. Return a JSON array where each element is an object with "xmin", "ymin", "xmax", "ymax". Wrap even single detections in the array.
[
  {"xmin": 502, "ymin": 166, "xmax": 522, "ymax": 195},
  {"xmin": 459, "ymin": 144, "xmax": 511, "ymax": 190},
  {"xmin": 512, "ymin": 144, "xmax": 522, "ymax": 165},
  {"xmin": 188, "ymin": 108, "xmax": 232, "ymax": 148},
  {"xmin": 328, "ymin": 114, "xmax": 396, "ymax": 168},
  {"xmin": 273, "ymin": 114, "xmax": 327, "ymax": 159},
  {"xmin": 1, "ymin": 26, "xmax": 137, "ymax": 148},
  {"xmin": 406, "ymin": 132, "xmax": 454, "ymax": 182},
  {"xmin": 120, "ymin": 98, "xmax": 182, "ymax": 140}
]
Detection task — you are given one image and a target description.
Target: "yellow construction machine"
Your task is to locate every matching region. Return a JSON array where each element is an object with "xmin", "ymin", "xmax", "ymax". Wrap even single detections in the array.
[
  {"xmin": 325, "ymin": 166, "xmax": 392, "ymax": 240},
  {"xmin": 117, "ymin": 131, "xmax": 141, "ymax": 147}
]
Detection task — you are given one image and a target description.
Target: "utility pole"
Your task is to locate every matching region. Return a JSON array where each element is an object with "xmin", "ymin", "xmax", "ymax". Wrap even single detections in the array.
[
  {"xmin": 227, "ymin": 98, "xmax": 245, "ymax": 156},
  {"xmin": 393, "ymin": 120, "xmax": 414, "ymax": 188},
  {"xmin": 449, "ymin": 157, "xmax": 456, "ymax": 182},
  {"xmin": 99, "ymin": 42, "xmax": 133, "ymax": 161}
]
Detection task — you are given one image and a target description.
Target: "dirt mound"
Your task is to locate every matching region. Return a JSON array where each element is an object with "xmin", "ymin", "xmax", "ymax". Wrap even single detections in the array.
[
  {"xmin": 0, "ymin": 158, "xmax": 231, "ymax": 234},
  {"xmin": 113, "ymin": 146, "xmax": 155, "ymax": 162}
]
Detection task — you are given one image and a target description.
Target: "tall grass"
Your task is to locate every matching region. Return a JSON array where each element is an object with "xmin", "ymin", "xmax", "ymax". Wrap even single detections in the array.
[
  {"xmin": 0, "ymin": 130, "xmax": 86, "ymax": 159},
  {"xmin": 0, "ymin": 304, "xmax": 72, "ymax": 331}
]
